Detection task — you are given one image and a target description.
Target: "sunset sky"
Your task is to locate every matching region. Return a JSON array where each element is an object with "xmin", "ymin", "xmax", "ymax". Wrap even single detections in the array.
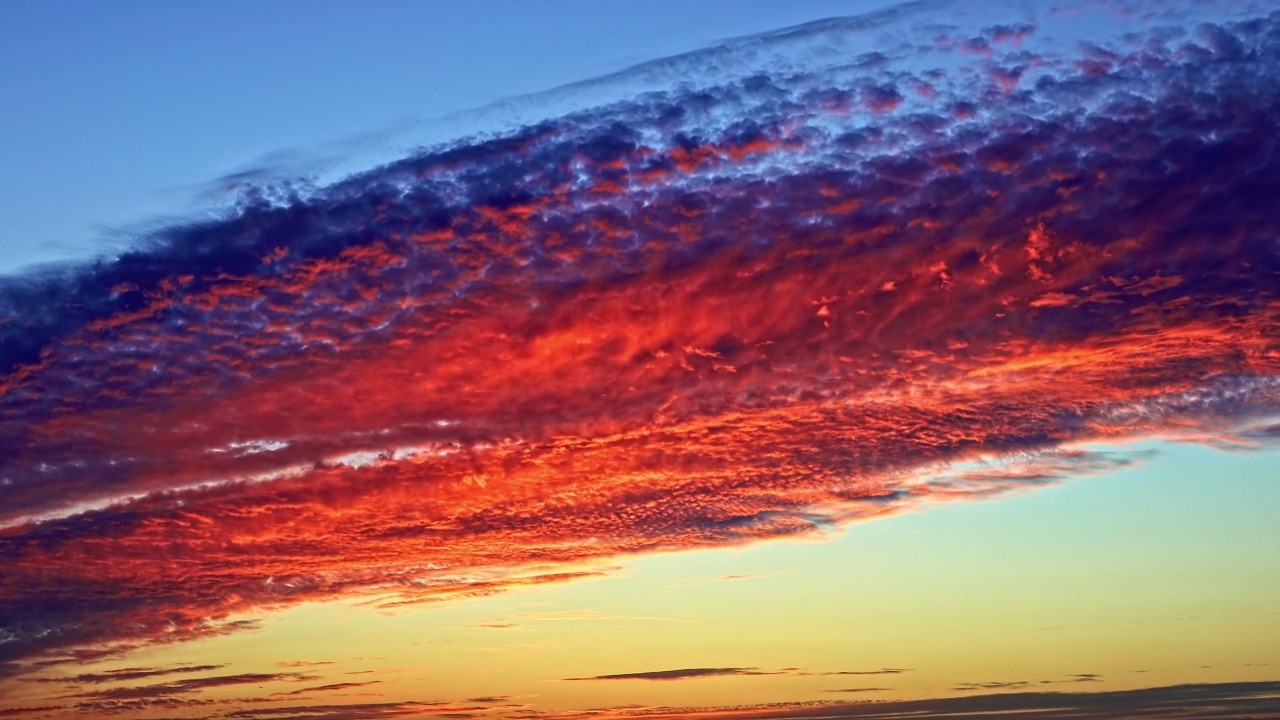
[{"xmin": 2, "ymin": 1, "xmax": 1279, "ymax": 719}]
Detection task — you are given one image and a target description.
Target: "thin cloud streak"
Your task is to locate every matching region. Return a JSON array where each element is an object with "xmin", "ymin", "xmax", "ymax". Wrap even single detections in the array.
[
  {"xmin": 564, "ymin": 667, "xmax": 781, "ymax": 682},
  {"xmin": 24, "ymin": 664, "xmax": 226, "ymax": 685},
  {"xmin": 65, "ymin": 672, "xmax": 317, "ymax": 701},
  {"xmin": 822, "ymin": 669, "xmax": 910, "ymax": 676},
  {"xmin": 564, "ymin": 666, "xmax": 905, "ymax": 682}
]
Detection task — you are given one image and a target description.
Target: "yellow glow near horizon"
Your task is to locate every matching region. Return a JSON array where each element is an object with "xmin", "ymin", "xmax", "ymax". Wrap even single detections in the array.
[{"xmin": 31, "ymin": 442, "xmax": 1274, "ymax": 719}]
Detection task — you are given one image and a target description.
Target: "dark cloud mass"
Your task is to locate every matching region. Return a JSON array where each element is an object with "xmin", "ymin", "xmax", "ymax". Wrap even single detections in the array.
[{"xmin": 1, "ymin": 0, "xmax": 1279, "ymax": 706}]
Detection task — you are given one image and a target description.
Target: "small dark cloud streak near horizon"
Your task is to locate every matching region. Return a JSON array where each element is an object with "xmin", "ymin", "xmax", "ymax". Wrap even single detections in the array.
[
  {"xmin": 275, "ymin": 680, "xmax": 383, "ymax": 696},
  {"xmin": 565, "ymin": 667, "xmax": 781, "ymax": 682},
  {"xmin": 823, "ymin": 668, "xmax": 910, "ymax": 676},
  {"xmin": 563, "ymin": 666, "xmax": 912, "ymax": 682},
  {"xmin": 1, "ymin": 0, "xmax": 1279, "ymax": 707},
  {"xmin": 826, "ymin": 688, "xmax": 890, "ymax": 693}
]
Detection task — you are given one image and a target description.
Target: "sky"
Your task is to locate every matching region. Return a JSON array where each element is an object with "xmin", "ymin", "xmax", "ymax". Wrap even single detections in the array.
[{"xmin": 1, "ymin": 1, "xmax": 1279, "ymax": 719}]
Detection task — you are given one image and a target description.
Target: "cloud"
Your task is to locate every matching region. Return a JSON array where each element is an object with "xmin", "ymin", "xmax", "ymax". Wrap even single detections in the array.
[
  {"xmin": 564, "ymin": 667, "xmax": 781, "ymax": 681},
  {"xmin": 26, "ymin": 664, "xmax": 226, "ymax": 685},
  {"xmin": 822, "ymin": 668, "xmax": 910, "ymax": 676},
  {"xmin": 0, "ymin": 707, "xmax": 67, "ymax": 717},
  {"xmin": 275, "ymin": 680, "xmax": 383, "ymax": 696},
  {"xmin": 710, "ymin": 572, "xmax": 785, "ymax": 582},
  {"xmin": 1, "ymin": 0, "xmax": 1279, "ymax": 699},
  {"xmin": 955, "ymin": 672, "xmax": 1105, "ymax": 692},
  {"xmin": 954, "ymin": 680, "xmax": 1032, "ymax": 691},
  {"xmin": 66, "ymin": 672, "xmax": 317, "ymax": 701},
  {"xmin": 69, "ymin": 697, "xmax": 219, "ymax": 716},
  {"xmin": 562, "ymin": 666, "xmax": 894, "ymax": 682},
  {"xmin": 469, "ymin": 621, "xmax": 521, "ymax": 630},
  {"xmin": 223, "ymin": 701, "xmax": 467, "ymax": 720}
]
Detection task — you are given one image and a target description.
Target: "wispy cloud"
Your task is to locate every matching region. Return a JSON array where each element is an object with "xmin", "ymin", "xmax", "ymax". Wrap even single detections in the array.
[
  {"xmin": 223, "ymin": 701, "xmax": 479, "ymax": 719},
  {"xmin": 564, "ymin": 666, "xmax": 890, "ymax": 682},
  {"xmin": 564, "ymin": 667, "xmax": 783, "ymax": 682},
  {"xmin": 275, "ymin": 680, "xmax": 383, "ymax": 696},
  {"xmin": 26, "ymin": 665, "xmax": 226, "ymax": 685},
  {"xmin": 71, "ymin": 672, "xmax": 317, "ymax": 700},
  {"xmin": 955, "ymin": 672, "xmax": 1106, "ymax": 691},
  {"xmin": 710, "ymin": 572, "xmax": 789, "ymax": 583},
  {"xmin": 823, "ymin": 668, "xmax": 911, "ymax": 676},
  {"xmin": 954, "ymin": 680, "xmax": 1032, "ymax": 691}
]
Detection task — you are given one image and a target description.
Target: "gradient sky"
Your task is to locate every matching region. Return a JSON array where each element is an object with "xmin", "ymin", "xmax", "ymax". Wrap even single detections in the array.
[
  {"xmin": 0, "ymin": 0, "xmax": 901, "ymax": 274},
  {"xmin": 1, "ymin": 1, "xmax": 1279, "ymax": 719}
]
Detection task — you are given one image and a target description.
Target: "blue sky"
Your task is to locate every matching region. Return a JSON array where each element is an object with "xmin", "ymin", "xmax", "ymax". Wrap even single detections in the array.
[{"xmin": 0, "ymin": 0, "xmax": 909, "ymax": 274}]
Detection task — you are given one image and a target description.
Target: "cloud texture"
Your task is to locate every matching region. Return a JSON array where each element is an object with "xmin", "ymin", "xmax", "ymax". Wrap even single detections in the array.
[{"xmin": 1, "ymin": 0, "xmax": 1279, "ymax": 693}]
